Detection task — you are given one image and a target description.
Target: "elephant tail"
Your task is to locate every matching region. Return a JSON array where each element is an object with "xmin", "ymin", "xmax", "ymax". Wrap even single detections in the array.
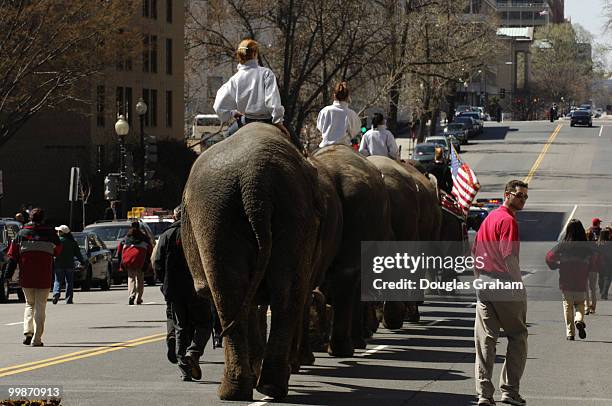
[{"xmin": 219, "ymin": 189, "xmax": 272, "ymax": 338}]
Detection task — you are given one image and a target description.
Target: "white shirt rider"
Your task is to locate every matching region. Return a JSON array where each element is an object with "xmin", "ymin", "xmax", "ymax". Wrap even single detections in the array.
[
  {"xmin": 316, "ymin": 101, "xmax": 361, "ymax": 148},
  {"xmin": 213, "ymin": 59, "xmax": 285, "ymax": 125},
  {"xmin": 359, "ymin": 124, "xmax": 399, "ymax": 159}
]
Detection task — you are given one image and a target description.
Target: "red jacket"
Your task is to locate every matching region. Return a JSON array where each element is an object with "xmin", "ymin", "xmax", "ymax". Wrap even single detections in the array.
[
  {"xmin": 545, "ymin": 242, "xmax": 593, "ymax": 292},
  {"xmin": 7, "ymin": 223, "xmax": 62, "ymax": 289},
  {"xmin": 117, "ymin": 234, "xmax": 152, "ymax": 271}
]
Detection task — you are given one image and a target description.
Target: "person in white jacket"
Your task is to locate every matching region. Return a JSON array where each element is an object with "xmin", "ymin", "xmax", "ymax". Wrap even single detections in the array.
[
  {"xmin": 358, "ymin": 113, "xmax": 399, "ymax": 159},
  {"xmin": 213, "ymin": 39, "xmax": 287, "ymax": 137},
  {"xmin": 316, "ymin": 82, "xmax": 361, "ymax": 148}
]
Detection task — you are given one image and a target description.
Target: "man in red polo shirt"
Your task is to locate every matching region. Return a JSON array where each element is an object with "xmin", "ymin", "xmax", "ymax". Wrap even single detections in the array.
[{"xmin": 472, "ymin": 180, "xmax": 528, "ymax": 406}]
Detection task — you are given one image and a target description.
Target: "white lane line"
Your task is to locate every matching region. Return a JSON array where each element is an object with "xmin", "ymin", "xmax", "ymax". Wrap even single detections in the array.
[
  {"xmin": 5, "ymin": 322, "xmax": 22, "ymax": 326},
  {"xmin": 557, "ymin": 204, "xmax": 578, "ymax": 241},
  {"xmin": 425, "ymin": 319, "xmax": 446, "ymax": 326},
  {"xmin": 248, "ymin": 397, "xmax": 273, "ymax": 406},
  {"xmin": 599, "ymin": 125, "xmax": 604, "ymax": 137},
  {"xmin": 526, "ymin": 394, "xmax": 612, "ymax": 402},
  {"xmin": 356, "ymin": 344, "xmax": 388, "ymax": 357}
]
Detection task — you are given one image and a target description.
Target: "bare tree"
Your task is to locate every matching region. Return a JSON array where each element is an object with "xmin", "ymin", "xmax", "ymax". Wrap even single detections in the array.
[{"xmin": 0, "ymin": 0, "xmax": 139, "ymax": 147}]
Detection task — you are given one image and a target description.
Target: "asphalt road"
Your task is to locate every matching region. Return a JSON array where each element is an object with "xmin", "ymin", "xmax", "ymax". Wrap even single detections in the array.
[{"xmin": 2, "ymin": 119, "xmax": 612, "ymax": 406}]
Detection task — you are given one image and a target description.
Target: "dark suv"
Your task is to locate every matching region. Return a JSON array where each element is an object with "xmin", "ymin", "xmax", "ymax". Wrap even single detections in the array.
[
  {"xmin": 83, "ymin": 220, "xmax": 156, "ymax": 286},
  {"xmin": 570, "ymin": 110, "xmax": 592, "ymax": 127}
]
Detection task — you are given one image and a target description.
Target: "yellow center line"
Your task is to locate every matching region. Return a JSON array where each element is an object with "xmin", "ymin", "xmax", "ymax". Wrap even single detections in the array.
[
  {"xmin": 0, "ymin": 332, "xmax": 166, "ymax": 377},
  {"xmin": 523, "ymin": 124, "xmax": 562, "ymax": 184}
]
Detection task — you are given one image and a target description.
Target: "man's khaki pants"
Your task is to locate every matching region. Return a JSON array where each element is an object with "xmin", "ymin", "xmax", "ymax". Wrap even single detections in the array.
[
  {"xmin": 475, "ymin": 299, "xmax": 528, "ymax": 399},
  {"xmin": 585, "ymin": 272, "xmax": 598, "ymax": 311},
  {"xmin": 562, "ymin": 291, "xmax": 585, "ymax": 337},
  {"xmin": 127, "ymin": 267, "xmax": 144, "ymax": 303},
  {"xmin": 22, "ymin": 288, "xmax": 50, "ymax": 345}
]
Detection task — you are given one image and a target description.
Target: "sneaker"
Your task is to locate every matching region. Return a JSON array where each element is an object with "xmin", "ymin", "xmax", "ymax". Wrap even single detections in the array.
[
  {"xmin": 128, "ymin": 297, "xmax": 135, "ymax": 306},
  {"xmin": 478, "ymin": 397, "xmax": 496, "ymax": 405},
  {"xmin": 566, "ymin": 335, "xmax": 575, "ymax": 341},
  {"xmin": 22, "ymin": 335, "xmax": 32, "ymax": 345},
  {"xmin": 31, "ymin": 342, "xmax": 44, "ymax": 347},
  {"xmin": 167, "ymin": 339, "xmax": 178, "ymax": 364},
  {"xmin": 136, "ymin": 300, "xmax": 143, "ymax": 305},
  {"xmin": 576, "ymin": 321, "xmax": 587, "ymax": 339},
  {"xmin": 52, "ymin": 295, "xmax": 59, "ymax": 305},
  {"xmin": 213, "ymin": 336, "xmax": 223, "ymax": 349},
  {"xmin": 66, "ymin": 300, "xmax": 73, "ymax": 304},
  {"xmin": 501, "ymin": 393, "xmax": 526, "ymax": 406},
  {"xmin": 187, "ymin": 354, "xmax": 202, "ymax": 380}
]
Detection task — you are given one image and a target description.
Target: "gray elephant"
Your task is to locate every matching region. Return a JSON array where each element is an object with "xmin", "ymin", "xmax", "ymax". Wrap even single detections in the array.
[
  {"xmin": 181, "ymin": 123, "xmax": 322, "ymax": 401},
  {"xmin": 311, "ymin": 146, "xmax": 394, "ymax": 356}
]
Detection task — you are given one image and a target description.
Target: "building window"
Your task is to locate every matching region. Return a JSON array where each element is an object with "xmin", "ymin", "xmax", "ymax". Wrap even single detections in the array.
[
  {"xmin": 165, "ymin": 38, "xmax": 172, "ymax": 75},
  {"xmin": 142, "ymin": 35, "xmax": 157, "ymax": 73},
  {"xmin": 166, "ymin": 91, "xmax": 173, "ymax": 128},
  {"xmin": 166, "ymin": 0, "xmax": 172, "ymax": 23},
  {"xmin": 116, "ymin": 86, "xmax": 124, "ymax": 117},
  {"xmin": 125, "ymin": 87, "xmax": 133, "ymax": 125},
  {"xmin": 116, "ymin": 87, "xmax": 133, "ymax": 124},
  {"xmin": 96, "ymin": 85, "xmax": 105, "ymax": 127},
  {"xmin": 143, "ymin": 0, "xmax": 157, "ymax": 19},
  {"xmin": 143, "ymin": 88, "xmax": 158, "ymax": 127}
]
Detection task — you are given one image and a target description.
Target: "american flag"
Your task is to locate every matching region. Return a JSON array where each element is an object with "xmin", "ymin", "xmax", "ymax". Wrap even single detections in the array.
[{"xmin": 450, "ymin": 145, "xmax": 480, "ymax": 215}]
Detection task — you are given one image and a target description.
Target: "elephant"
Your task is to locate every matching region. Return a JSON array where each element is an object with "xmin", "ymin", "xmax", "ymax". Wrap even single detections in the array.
[
  {"xmin": 311, "ymin": 145, "xmax": 394, "ymax": 356},
  {"xmin": 181, "ymin": 123, "xmax": 323, "ymax": 401}
]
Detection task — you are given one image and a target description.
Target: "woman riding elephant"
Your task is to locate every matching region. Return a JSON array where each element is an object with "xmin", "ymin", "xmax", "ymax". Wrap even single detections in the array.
[{"xmin": 182, "ymin": 123, "xmax": 321, "ymax": 401}]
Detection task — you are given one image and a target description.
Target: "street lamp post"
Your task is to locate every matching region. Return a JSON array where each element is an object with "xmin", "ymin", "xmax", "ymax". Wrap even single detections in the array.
[
  {"xmin": 114, "ymin": 115, "xmax": 129, "ymax": 218},
  {"xmin": 135, "ymin": 98, "xmax": 147, "ymax": 200}
]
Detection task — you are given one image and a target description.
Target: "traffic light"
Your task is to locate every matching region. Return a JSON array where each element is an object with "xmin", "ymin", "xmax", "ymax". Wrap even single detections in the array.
[
  {"xmin": 104, "ymin": 173, "xmax": 121, "ymax": 200},
  {"xmin": 144, "ymin": 135, "xmax": 158, "ymax": 168},
  {"xmin": 361, "ymin": 117, "xmax": 368, "ymax": 134},
  {"xmin": 500, "ymin": 88, "xmax": 506, "ymax": 99}
]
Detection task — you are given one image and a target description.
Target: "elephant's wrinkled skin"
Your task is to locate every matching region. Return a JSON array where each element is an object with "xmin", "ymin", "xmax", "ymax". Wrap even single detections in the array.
[
  {"xmin": 181, "ymin": 123, "xmax": 321, "ymax": 401},
  {"xmin": 312, "ymin": 146, "xmax": 394, "ymax": 356}
]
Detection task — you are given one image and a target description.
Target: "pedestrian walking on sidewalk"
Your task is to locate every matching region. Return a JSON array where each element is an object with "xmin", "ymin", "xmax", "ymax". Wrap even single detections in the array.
[
  {"xmin": 52, "ymin": 225, "xmax": 85, "ymax": 305},
  {"xmin": 472, "ymin": 180, "xmax": 529, "ymax": 406},
  {"xmin": 153, "ymin": 205, "xmax": 212, "ymax": 381},
  {"xmin": 117, "ymin": 222, "xmax": 152, "ymax": 305},
  {"xmin": 3, "ymin": 208, "xmax": 62, "ymax": 346},
  {"xmin": 545, "ymin": 220, "xmax": 593, "ymax": 340}
]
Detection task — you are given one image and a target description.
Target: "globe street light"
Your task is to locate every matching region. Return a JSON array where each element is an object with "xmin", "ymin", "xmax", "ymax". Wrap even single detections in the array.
[
  {"xmin": 114, "ymin": 115, "xmax": 129, "ymax": 218},
  {"xmin": 136, "ymin": 98, "xmax": 147, "ymax": 199}
]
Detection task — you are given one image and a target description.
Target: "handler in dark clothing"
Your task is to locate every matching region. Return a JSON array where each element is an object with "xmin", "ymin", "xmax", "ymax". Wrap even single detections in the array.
[{"xmin": 153, "ymin": 205, "xmax": 212, "ymax": 381}]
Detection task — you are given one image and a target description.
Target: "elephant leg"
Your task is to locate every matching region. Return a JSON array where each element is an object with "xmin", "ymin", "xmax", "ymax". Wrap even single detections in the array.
[
  {"xmin": 248, "ymin": 305, "xmax": 266, "ymax": 383},
  {"xmin": 328, "ymin": 268, "xmax": 358, "ymax": 357},
  {"xmin": 218, "ymin": 318, "xmax": 254, "ymax": 401},
  {"xmin": 406, "ymin": 302, "xmax": 421, "ymax": 323},
  {"xmin": 256, "ymin": 266, "xmax": 309, "ymax": 399},
  {"xmin": 293, "ymin": 296, "xmax": 315, "ymax": 373},
  {"xmin": 351, "ymin": 301, "xmax": 367, "ymax": 350},
  {"xmin": 383, "ymin": 301, "xmax": 406, "ymax": 330}
]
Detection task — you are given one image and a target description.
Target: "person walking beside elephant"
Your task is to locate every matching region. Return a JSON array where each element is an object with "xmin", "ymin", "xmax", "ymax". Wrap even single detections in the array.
[
  {"xmin": 3, "ymin": 208, "xmax": 62, "ymax": 347},
  {"xmin": 358, "ymin": 113, "xmax": 399, "ymax": 160},
  {"xmin": 52, "ymin": 225, "xmax": 85, "ymax": 305},
  {"xmin": 472, "ymin": 180, "xmax": 529, "ymax": 406},
  {"xmin": 117, "ymin": 222, "xmax": 152, "ymax": 305},
  {"xmin": 316, "ymin": 82, "xmax": 361, "ymax": 148},
  {"xmin": 213, "ymin": 39, "xmax": 292, "ymax": 142},
  {"xmin": 153, "ymin": 205, "xmax": 212, "ymax": 381},
  {"xmin": 545, "ymin": 219, "xmax": 593, "ymax": 340},
  {"xmin": 585, "ymin": 219, "xmax": 602, "ymax": 314},
  {"xmin": 594, "ymin": 228, "xmax": 612, "ymax": 300}
]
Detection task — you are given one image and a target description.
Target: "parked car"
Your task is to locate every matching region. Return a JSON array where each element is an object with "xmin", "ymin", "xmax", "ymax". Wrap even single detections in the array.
[
  {"xmin": 453, "ymin": 116, "xmax": 478, "ymax": 138},
  {"xmin": 71, "ymin": 231, "xmax": 113, "ymax": 291},
  {"xmin": 84, "ymin": 220, "xmax": 156, "ymax": 286},
  {"xmin": 424, "ymin": 136, "xmax": 451, "ymax": 159},
  {"xmin": 0, "ymin": 219, "xmax": 23, "ymax": 303},
  {"xmin": 455, "ymin": 105, "xmax": 472, "ymax": 116},
  {"xmin": 443, "ymin": 123, "xmax": 468, "ymax": 147},
  {"xmin": 411, "ymin": 142, "xmax": 438, "ymax": 167},
  {"xmin": 457, "ymin": 112, "xmax": 483, "ymax": 134},
  {"xmin": 570, "ymin": 110, "xmax": 593, "ymax": 127}
]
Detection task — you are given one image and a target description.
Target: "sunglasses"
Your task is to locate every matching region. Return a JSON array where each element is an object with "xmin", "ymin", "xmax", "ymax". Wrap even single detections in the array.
[{"xmin": 509, "ymin": 192, "xmax": 528, "ymax": 200}]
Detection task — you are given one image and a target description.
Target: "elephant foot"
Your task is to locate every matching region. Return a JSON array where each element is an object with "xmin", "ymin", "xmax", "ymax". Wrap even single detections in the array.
[
  {"xmin": 309, "ymin": 337, "xmax": 327, "ymax": 352},
  {"xmin": 383, "ymin": 302, "xmax": 406, "ymax": 330},
  {"xmin": 406, "ymin": 306, "xmax": 420, "ymax": 323},
  {"xmin": 352, "ymin": 336, "xmax": 367, "ymax": 350},
  {"xmin": 328, "ymin": 338, "xmax": 354, "ymax": 357},
  {"xmin": 256, "ymin": 364, "xmax": 290, "ymax": 399},
  {"xmin": 299, "ymin": 349, "xmax": 315, "ymax": 366},
  {"xmin": 218, "ymin": 375, "xmax": 253, "ymax": 401}
]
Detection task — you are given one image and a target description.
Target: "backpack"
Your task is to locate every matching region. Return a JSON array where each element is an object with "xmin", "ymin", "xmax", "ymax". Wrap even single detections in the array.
[{"xmin": 120, "ymin": 240, "xmax": 148, "ymax": 270}]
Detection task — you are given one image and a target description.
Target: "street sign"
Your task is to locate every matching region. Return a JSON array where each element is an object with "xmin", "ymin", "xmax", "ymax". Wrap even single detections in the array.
[{"xmin": 69, "ymin": 167, "xmax": 80, "ymax": 202}]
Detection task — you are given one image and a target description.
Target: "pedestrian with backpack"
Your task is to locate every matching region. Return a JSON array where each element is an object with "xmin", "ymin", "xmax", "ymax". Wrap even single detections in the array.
[{"xmin": 117, "ymin": 222, "xmax": 152, "ymax": 305}]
